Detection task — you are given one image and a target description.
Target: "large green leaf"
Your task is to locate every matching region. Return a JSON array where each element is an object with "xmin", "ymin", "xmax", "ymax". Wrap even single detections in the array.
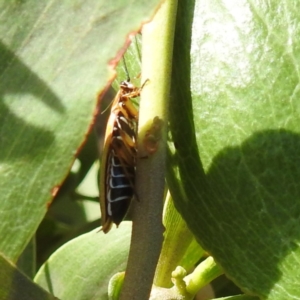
[
  {"xmin": 0, "ymin": 0, "xmax": 161, "ymax": 262},
  {"xmin": 0, "ymin": 254, "xmax": 55, "ymax": 300},
  {"xmin": 35, "ymin": 223, "xmax": 131, "ymax": 300},
  {"xmin": 169, "ymin": 1, "xmax": 300, "ymax": 299}
]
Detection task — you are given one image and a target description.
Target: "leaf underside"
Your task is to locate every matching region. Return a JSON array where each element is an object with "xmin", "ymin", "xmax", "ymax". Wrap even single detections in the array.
[{"xmin": 169, "ymin": 1, "xmax": 300, "ymax": 299}]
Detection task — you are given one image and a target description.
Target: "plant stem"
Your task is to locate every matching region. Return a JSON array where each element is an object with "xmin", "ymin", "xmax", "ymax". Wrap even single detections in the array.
[
  {"xmin": 184, "ymin": 256, "xmax": 223, "ymax": 297},
  {"xmin": 119, "ymin": 0, "xmax": 178, "ymax": 299}
]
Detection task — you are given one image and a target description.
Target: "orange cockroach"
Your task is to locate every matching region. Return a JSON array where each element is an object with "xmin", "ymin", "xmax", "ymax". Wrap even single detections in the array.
[{"xmin": 100, "ymin": 62, "xmax": 145, "ymax": 233}]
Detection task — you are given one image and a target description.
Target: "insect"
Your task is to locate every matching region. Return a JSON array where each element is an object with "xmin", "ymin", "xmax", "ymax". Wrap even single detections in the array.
[{"xmin": 100, "ymin": 74, "xmax": 143, "ymax": 233}]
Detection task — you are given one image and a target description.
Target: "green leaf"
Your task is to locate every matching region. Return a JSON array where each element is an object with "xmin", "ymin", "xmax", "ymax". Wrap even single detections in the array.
[
  {"xmin": 0, "ymin": 0, "xmax": 162, "ymax": 262},
  {"xmin": 0, "ymin": 254, "xmax": 56, "ymax": 300},
  {"xmin": 168, "ymin": 1, "xmax": 300, "ymax": 299},
  {"xmin": 16, "ymin": 237, "xmax": 36, "ymax": 279},
  {"xmin": 154, "ymin": 193, "xmax": 205, "ymax": 288},
  {"xmin": 108, "ymin": 272, "xmax": 125, "ymax": 300},
  {"xmin": 35, "ymin": 223, "xmax": 131, "ymax": 300}
]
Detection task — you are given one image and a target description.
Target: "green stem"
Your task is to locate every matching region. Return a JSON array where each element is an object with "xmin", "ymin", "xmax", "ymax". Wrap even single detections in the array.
[
  {"xmin": 185, "ymin": 256, "xmax": 223, "ymax": 297},
  {"xmin": 119, "ymin": 1, "xmax": 178, "ymax": 299}
]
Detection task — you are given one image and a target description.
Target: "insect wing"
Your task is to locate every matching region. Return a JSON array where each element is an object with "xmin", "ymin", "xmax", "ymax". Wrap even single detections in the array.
[
  {"xmin": 100, "ymin": 84, "xmax": 139, "ymax": 233},
  {"xmin": 100, "ymin": 93, "xmax": 118, "ymax": 233}
]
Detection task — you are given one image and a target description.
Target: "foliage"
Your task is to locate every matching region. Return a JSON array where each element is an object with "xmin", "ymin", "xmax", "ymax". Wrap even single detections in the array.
[{"xmin": 0, "ymin": 0, "xmax": 299, "ymax": 300}]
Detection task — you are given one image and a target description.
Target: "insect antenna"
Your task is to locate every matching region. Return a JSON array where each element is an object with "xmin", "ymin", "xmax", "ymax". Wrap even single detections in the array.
[
  {"xmin": 122, "ymin": 56, "xmax": 131, "ymax": 82},
  {"xmin": 101, "ymin": 56, "xmax": 131, "ymax": 115},
  {"xmin": 100, "ymin": 96, "xmax": 114, "ymax": 114},
  {"xmin": 134, "ymin": 34, "xmax": 142, "ymax": 63}
]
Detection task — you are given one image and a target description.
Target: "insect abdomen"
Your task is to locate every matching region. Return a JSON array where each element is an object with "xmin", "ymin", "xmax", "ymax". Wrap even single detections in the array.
[{"xmin": 106, "ymin": 150, "xmax": 135, "ymax": 225}]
